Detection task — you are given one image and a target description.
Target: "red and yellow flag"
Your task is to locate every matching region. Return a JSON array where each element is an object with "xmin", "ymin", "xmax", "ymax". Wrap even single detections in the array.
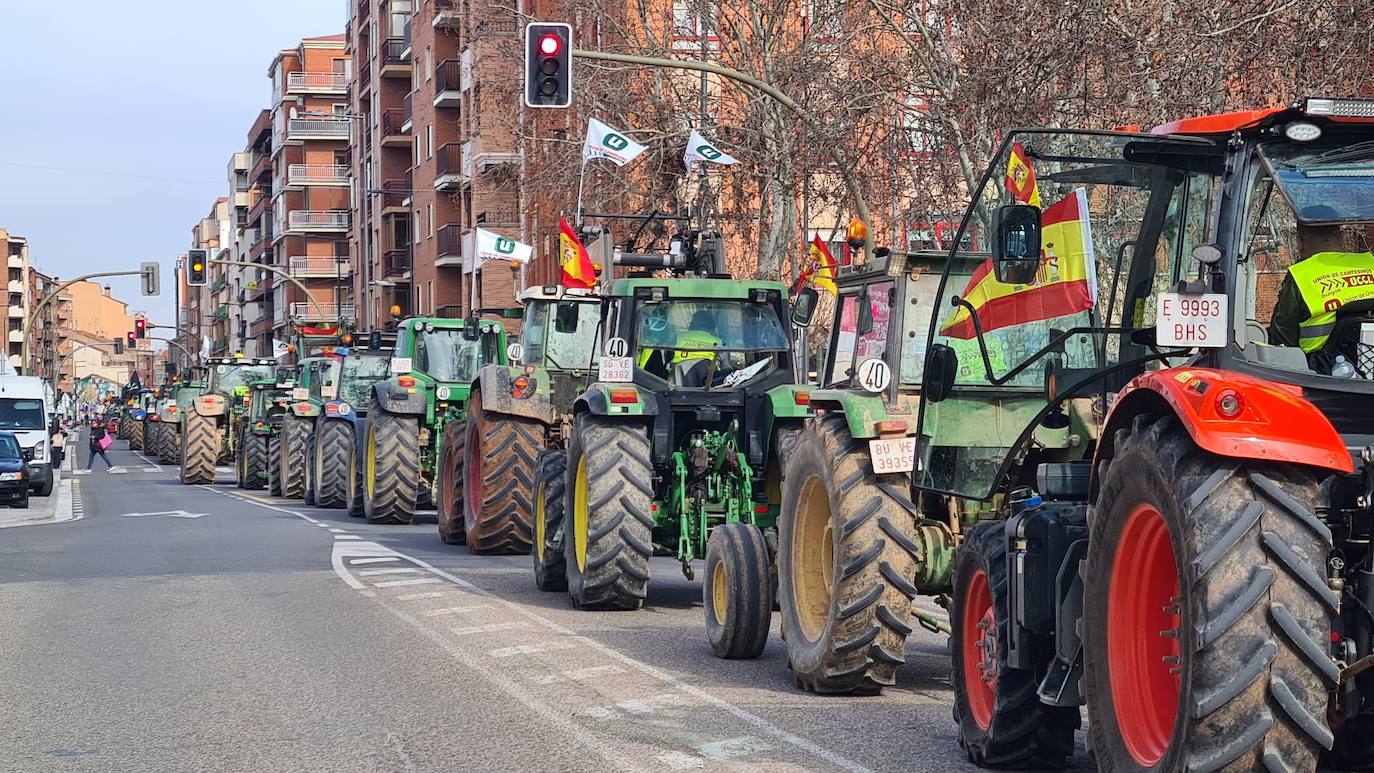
[
  {"xmin": 559, "ymin": 217, "xmax": 598, "ymax": 290},
  {"xmin": 806, "ymin": 236, "xmax": 838, "ymax": 296},
  {"xmin": 940, "ymin": 189, "xmax": 1096, "ymax": 339},
  {"xmin": 1005, "ymin": 141, "xmax": 1041, "ymax": 207}
]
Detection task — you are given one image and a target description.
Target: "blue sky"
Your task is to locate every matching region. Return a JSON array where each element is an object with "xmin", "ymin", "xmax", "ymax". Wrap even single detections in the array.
[{"xmin": 0, "ymin": 1, "xmax": 342, "ymax": 334}]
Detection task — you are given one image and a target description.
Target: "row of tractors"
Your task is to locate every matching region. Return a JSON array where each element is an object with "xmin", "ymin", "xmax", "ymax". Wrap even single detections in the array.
[{"xmin": 135, "ymin": 100, "xmax": 1374, "ymax": 769}]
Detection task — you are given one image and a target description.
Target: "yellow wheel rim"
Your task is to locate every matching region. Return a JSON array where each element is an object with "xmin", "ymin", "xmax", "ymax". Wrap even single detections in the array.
[
  {"xmin": 711, "ymin": 559, "xmax": 729, "ymax": 623},
  {"xmin": 366, "ymin": 426, "xmax": 377, "ymax": 499},
  {"xmin": 573, "ymin": 455, "xmax": 590, "ymax": 571},
  {"xmin": 534, "ymin": 478, "xmax": 546, "ymax": 562},
  {"xmin": 792, "ymin": 473, "xmax": 834, "ymax": 642}
]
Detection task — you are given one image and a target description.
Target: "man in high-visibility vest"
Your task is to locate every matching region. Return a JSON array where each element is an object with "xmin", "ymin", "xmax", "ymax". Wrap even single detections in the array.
[
  {"xmin": 1268, "ymin": 222, "xmax": 1374, "ymax": 356},
  {"xmin": 669, "ymin": 310, "xmax": 724, "ymax": 387}
]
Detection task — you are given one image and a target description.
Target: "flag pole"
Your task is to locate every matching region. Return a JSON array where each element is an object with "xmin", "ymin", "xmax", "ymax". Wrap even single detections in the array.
[{"xmin": 574, "ymin": 156, "xmax": 589, "ymax": 227}]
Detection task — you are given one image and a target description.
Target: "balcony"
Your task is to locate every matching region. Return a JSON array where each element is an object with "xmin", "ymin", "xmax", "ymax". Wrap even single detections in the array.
[
  {"xmin": 434, "ymin": 143, "xmax": 468, "ymax": 190},
  {"xmin": 232, "ymin": 190, "xmax": 251, "ymax": 208},
  {"xmin": 288, "ymin": 256, "xmax": 349, "ymax": 278},
  {"xmin": 6, "ymin": 255, "xmax": 22, "ymax": 269},
  {"xmin": 381, "ymin": 37, "xmax": 410, "ymax": 77},
  {"xmin": 380, "ymin": 179, "xmax": 409, "ymax": 214},
  {"xmin": 287, "ymin": 164, "xmax": 350, "ymax": 187},
  {"xmin": 475, "ymin": 210, "xmax": 520, "ymax": 227},
  {"xmin": 211, "ymin": 275, "xmax": 227, "ymax": 294},
  {"xmin": 287, "ymin": 210, "xmax": 350, "ymax": 232},
  {"xmin": 474, "ymin": 18, "xmax": 519, "ymax": 37},
  {"xmin": 434, "ymin": 0, "xmax": 461, "ymax": 28},
  {"xmin": 7, "ymin": 280, "xmax": 24, "ymax": 294},
  {"xmin": 290, "ymin": 302, "xmax": 354, "ymax": 321},
  {"xmin": 436, "ymin": 224, "xmax": 465, "ymax": 267},
  {"xmin": 380, "ymin": 109, "xmax": 410, "ymax": 147},
  {"xmin": 287, "ymin": 71, "xmax": 350, "ymax": 94},
  {"xmin": 8, "ymin": 305, "xmax": 24, "ymax": 319},
  {"xmin": 382, "ymin": 250, "xmax": 411, "ymax": 277},
  {"xmin": 473, "ymin": 150, "xmax": 519, "ymax": 173},
  {"xmin": 357, "ymin": 59, "xmax": 372, "ymax": 95},
  {"xmin": 7, "ymin": 330, "xmax": 21, "ymax": 344},
  {"xmin": 213, "ymin": 304, "xmax": 229, "ymax": 321},
  {"xmin": 287, "ymin": 118, "xmax": 351, "ymax": 141},
  {"xmin": 434, "ymin": 60, "xmax": 462, "ymax": 107},
  {"xmin": 229, "ymin": 151, "xmax": 253, "ymax": 174}
]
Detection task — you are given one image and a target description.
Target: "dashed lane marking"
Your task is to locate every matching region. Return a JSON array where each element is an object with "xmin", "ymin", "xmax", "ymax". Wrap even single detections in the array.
[
  {"xmin": 334, "ymin": 535, "xmax": 362, "ymax": 540},
  {"xmin": 449, "ymin": 621, "xmax": 529, "ymax": 636},
  {"xmin": 358, "ymin": 568, "xmax": 421, "ymax": 577},
  {"xmin": 488, "ymin": 641, "xmax": 578, "ymax": 658},
  {"xmin": 394, "ymin": 591, "xmax": 447, "ymax": 601},
  {"xmin": 422, "ymin": 605, "xmax": 489, "ymax": 617},
  {"xmin": 696, "ymin": 736, "xmax": 773, "ymax": 761},
  {"xmin": 532, "ymin": 665, "xmax": 626, "ymax": 685},
  {"xmin": 373, "ymin": 577, "xmax": 444, "ymax": 588}
]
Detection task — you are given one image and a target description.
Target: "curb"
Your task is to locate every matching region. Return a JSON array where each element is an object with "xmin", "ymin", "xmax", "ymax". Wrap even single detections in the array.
[{"xmin": 0, "ymin": 469, "xmax": 76, "ymax": 529}]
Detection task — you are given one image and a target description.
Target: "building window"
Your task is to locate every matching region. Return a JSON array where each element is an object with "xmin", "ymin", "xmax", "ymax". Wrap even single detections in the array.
[
  {"xmin": 426, "ymin": 124, "xmax": 434, "ymax": 159},
  {"xmin": 428, "ymin": 280, "xmax": 434, "ymax": 315},
  {"xmin": 427, "ymin": 203, "xmax": 434, "ymax": 238},
  {"xmin": 424, "ymin": 46, "xmax": 433, "ymax": 80},
  {"xmin": 414, "ymin": 210, "xmax": 422, "ymax": 245}
]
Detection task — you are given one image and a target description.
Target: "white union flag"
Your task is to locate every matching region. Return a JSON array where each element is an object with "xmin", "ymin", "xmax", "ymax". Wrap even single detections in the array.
[
  {"xmin": 583, "ymin": 118, "xmax": 648, "ymax": 167},
  {"xmin": 684, "ymin": 128, "xmax": 739, "ymax": 168},
  {"xmin": 475, "ymin": 228, "xmax": 533, "ymax": 265}
]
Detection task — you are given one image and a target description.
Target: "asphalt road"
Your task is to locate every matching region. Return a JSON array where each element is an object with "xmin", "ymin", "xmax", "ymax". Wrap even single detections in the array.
[{"xmin": 0, "ymin": 437, "xmax": 1094, "ymax": 772}]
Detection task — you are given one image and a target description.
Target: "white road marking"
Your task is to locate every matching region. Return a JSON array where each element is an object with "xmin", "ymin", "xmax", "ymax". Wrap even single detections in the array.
[
  {"xmin": 334, "ymin": 535, "xmax": 362, "ymax": 540},
  {"xmin": 449, "ymin": 622, "xmax": 529, "ymax": 636},
  {"xmin": 615, "ymin": 693, "xmax": 691, "ymax": 716},
  {"xmin": 121, "ymin": 510, "xmax": 208, "ymax": 519},
  {"xmin": 328, "ymin": 528, "xmax": 347, "ymax": 533},
  {"xmin": 422, "ymin": 605, "xmax": 489, "ymax": 617},
  {"xmin": 349, "ymin": 557, "xmax": 400, "ymax": 565},
  {"xmin": 695, "ymin": 736, "xmax": 773, "ymax": 761},
  {"xmin": 315, "ymin": 523, "xmax": 331, "ymax": 527},
  {"xmin": 140, "ymin": 466, "xmax": 161, "ymax": 473},
  {"xmin": 655, "ymin": 751, "xmax": 704, "ymax": 770},
  {"xmin": 73, "ymin": 470, "xmax": 91, "ymax": 475},
  {"xmin": 394, "ymin": 591, "xmax": 447, "ymax": 601},
  {"xmin": 488, "ymin": 641, "xmax": 577, "ymax": 658},
  {"xmin": 133, "ymin": 452, "xmax": 161, "ymax": 471},
  {"xmin": 532, "ymin": 665, "xmax": 625, "ymax": 685},
  {"xmin": 358, "ymin": 568, "xmax": 421, "ymax": 576},
  {"xmin": 374, "ymin": 577, "xmax": 443, "ymax": 588}
]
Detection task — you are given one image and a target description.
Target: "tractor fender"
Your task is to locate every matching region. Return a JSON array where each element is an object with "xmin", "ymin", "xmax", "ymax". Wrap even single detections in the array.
[
  {"xmin": 764, "ymin": 384, "xmax": 813, "ymax": 421},
  {"xmin": 574, "ymin": 384, "xmax": 657, "ymax": 417},
  {"xmin": 1097, "ymin": 367, "xmax": 1352, "ymax": 478},
  {"xmin": 476, "ymin": 366, "xmax": 555, "ymax": 424},
  {"xmin": 807, "ymin": 389, "xmax": 919, "ymax": 440},
  {"xmin": 289, "ymin": 401, "xmax": 321, "ymax": 419},
  {"xmin": 191, "ymin": 394, "xmax": 227, "ymax": 418},
  {"xmin": 372, "ymin": 379, "xmax": 426, "ymax": 415}
]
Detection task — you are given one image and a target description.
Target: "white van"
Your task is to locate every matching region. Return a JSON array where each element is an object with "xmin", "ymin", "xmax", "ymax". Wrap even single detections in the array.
[{"xmin": 0, "ymin": 375, "xmax": 54, "ymax": 495}]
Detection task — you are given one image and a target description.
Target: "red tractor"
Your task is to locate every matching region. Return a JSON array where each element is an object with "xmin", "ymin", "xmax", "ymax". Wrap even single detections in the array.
[{"xmin": 914, "ymin": 99, "xmax": 1374, "ymax": 770}]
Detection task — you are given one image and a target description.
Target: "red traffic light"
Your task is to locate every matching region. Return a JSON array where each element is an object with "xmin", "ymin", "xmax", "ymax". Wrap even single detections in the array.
[{"xmin": 539, "ymin": 34, "xmax": 560, "ymax": 55}]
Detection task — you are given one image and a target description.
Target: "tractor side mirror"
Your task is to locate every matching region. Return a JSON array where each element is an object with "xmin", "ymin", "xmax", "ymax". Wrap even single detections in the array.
[
  {"xmin": 991, "ymin": 204, "xmax": 1042, "ymax": 285},
  {"xmin": 791, "ymin": 287, "xmax": 820, "ymax": 328},
  {"xmin": 857, "ymin": 294, "xmax": 875, "ymax": 336},
  {"xmin": 923, "ymin": 344, "xmax": 958, "ymax": 403},
  {"xmin": 462, "ymin": 317, "xmax": 481, "ymax": 341},
  {"xmin": 554, "ymin": 302, "xmax": 581, "ymax": 334}
]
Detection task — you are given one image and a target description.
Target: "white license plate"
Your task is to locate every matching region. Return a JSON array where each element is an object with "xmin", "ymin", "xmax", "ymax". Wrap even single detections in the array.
[
  {"xmin": 869, "ymin": 437, "xmax": 916, "ymax": 474},
  {"xmin": 1157, "ymin": 292, "xmax": 1228, "ymax": 348},
  {"xmin": 598, "ymin": 356, "xmax": 633, "ymax": 383},
  {"xmin": 0, "ymin": 472, "xmax": 22, "ymax": 481}
]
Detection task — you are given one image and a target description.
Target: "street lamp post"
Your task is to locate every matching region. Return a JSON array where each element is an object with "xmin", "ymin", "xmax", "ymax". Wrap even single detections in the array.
[{"xmin": 21, "ymin": 270, "xmax": 149, "ymax": 377}]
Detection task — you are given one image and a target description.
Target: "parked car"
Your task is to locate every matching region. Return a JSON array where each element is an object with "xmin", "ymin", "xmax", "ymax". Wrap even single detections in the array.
[{"xmin": 0, "ymin": 431, "xmax": 31, "ymax": 508}]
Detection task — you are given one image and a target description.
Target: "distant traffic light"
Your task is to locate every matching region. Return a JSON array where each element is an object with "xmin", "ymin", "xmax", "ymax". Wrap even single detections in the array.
[
  {"xmin": 113, "ymin": 337, "xmax": 123, "ymax": 355},
  {"xmin": 524, "ymin": 23, "xmax": 572, "ymax": 108},
  {"xmin": 126, "ymin": 331, "xmax": 138, "ymax": 350},
  {"xmin": 134, "ymin": 318, "xmax": 147, "ymax": 339},
  {"xmin": 187, "ymin": 249, "xmax": 208, "ymax": 286}
]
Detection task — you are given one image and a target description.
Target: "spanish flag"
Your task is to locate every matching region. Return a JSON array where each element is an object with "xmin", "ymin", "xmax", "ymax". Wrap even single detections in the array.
[
  {"xmin": 807, "ymin": 236, "xmax": 838, "ymax": 296},
  {"xmin": 1005, "ymin": 142, "xmax": 1041, "ymax": 207},
  {"xmin": 559, "ymin": 217, "xmax": 598, "ymax": 290},
  {"xmin": 940, "ymin": 189, "xmax": 1096, "ymax": 339}
]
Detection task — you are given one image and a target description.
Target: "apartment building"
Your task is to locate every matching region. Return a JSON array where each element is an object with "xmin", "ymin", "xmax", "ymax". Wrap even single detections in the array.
[
  {"xmin": 347, "ymin": 1, "xmax": 414, "ymax": 330},
  {"xmin": 232, "ymin": 109, "xmax": 276, "ymax": 357},
  {"xmin": 2, "ymin": 228, "xmax": 31, "ymax": 371},
  {"xmin": 34, "ymin": 277, "xmax": 146, "ymax": 389},
  {"xmin": 268, "ymin": 35, "xmax": 355, "ymax": 345}
]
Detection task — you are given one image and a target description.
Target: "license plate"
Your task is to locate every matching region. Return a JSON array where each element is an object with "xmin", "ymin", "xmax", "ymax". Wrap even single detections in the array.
[
  {"xmin": 0, "ymin": 472, "xmax": 21, "ymax": 481},
  {"xmin": 869, "ymin": 437, "xmax": 916, "ymax": 474},
  {"xmin": 1157, "ymin": 292, "xmax": 1228, "ymax": 348},
  {"xmin": 598, "ymin": 356, "xmax": 633, "ymax": 383}
]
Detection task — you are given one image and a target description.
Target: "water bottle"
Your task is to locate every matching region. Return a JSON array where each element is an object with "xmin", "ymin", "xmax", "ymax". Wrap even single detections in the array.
[{"xmin": 1332, "ymin": 355, "xmax": 1358, "ymax": 379}]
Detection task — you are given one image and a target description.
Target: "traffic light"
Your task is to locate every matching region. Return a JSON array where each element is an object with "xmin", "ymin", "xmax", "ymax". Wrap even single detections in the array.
[
  {"xmin": 113, "ymin": 337, "xmax": 123, "ymax": 355},
  {"xmin": 134, "ymin": 318, "xmax": 147, "ymax": 339},
  {"xmin": 126, "ymin": 331, "xmax": 138, "ymax": 350},
  {"xmin": 524, "ymin": 22, "xmax": 572, "ymax": 108},
  {"xmin": 187, "ymin": 249, "xmax": 208, "ymax": 286}
]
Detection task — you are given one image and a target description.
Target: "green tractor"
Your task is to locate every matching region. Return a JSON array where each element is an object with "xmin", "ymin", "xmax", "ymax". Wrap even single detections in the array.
[
  {"xmin": 272, "ymin": 355, "xmax": 335, "ymax": 500},
  {"xmin": 154, "ymin": 379, "xmax": 204, "ymax": 465},
  {"xmin": 457, "ymin": 286, "xmax": 601, "ymax": 555},
  {"xmin": 235, "ymin": 378, "xmax": 292, "ymax": 490},
  {"xmin": 179, "ymin": 357, "xmax": 277, "ymax": 485},
  {"xmin": 142, "ymin": 387, "xmax": 173, "ymax": 459},
  {"xmin": 361, "ymin": 312, "xmax": 508, "ymax": 524},
  {"xmin": 546, "ymin": 233, "xmax": 817, "ymax": 661},
  {"xmin": 308, "ymin": 333, "xmax": 394, "ymax": 513}
]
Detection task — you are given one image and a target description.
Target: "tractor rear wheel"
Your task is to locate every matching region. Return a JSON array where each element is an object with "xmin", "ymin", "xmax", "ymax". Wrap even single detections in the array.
[
  {"xmin": 1084, "ymin": 413, "xmax": 1334, "ymax": 772},
  {"xmin": 563, "ymin": 414, "xmax": 653, "ymax": 610},
  {"xmin": 128, "ymin": 419, "xmax": 144, "ymax": 452},
  {"xmin": 363, "ymin": 400, "xmax": 420, "ymax": 524},
  {"xmin": 180, "ymin": 413, "xmax": 216, "ymax": 485},
  {"xmin": 267, "ymin": 433, "xmax": 282, "ymax": 496},
  {"xmin": 158, "ymin": 423, "xmax": 180, "ymax": 465},
  {"xmin": 345, "ymin": 432, "xmax": 365, "ymax": 517},
  {"xmin": 532, "ymin": 449, "xmax": 567, "ymax": 591},
  {"xmin": 777, "ymin": 415, "xmax": 920, "ymax": 694},
  {"xmin": 278, "ymin": 414, "xmax": 311, "ymax": 499},
  {"xmin": 436, "ymin": 421, "xmax": 466, "ymax": 544},
  {"xmin": 314, "ymin": 419, "xmax": 351, "ymax": 509},
  {"xmin": 463, "ymin": 396, "xmax": 541, "ymax": 554},
  {"xmin": 704, "ymin": 522, "xmax": 772, "ymax": 659},
  {"xmin": 240, "ymin": 433, "xmax": 267, "ymax": 491},
  {"xmin": 951, "ymin": 521, "xmax": 1079, "ymax": 767}
]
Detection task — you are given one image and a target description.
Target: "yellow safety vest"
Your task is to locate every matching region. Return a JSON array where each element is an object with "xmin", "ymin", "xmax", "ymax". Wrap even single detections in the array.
[
  {"xmin": 1290, "ymin": 251, "xmax": 1374, "ymax": 352},
  {"xmin": 669, "ymin": 332, "xmax": 721, "ymax": 364}
]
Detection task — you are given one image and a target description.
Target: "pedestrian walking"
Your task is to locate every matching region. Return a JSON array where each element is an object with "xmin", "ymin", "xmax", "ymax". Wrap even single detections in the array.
[
  {"xmin": 50, "ymin": 420, "xmax": 66, "ymax": 469},
  {"xmin": 86, "ymin": 419, "xmax": 114, "ymax": 471}
]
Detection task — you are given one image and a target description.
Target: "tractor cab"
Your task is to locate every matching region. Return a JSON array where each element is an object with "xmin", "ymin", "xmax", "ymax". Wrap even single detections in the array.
[
  {"xmin": 246, "ymin": 380, "xmax": 291, "ymax": 435},
  {"xmin": 203, "ymin": 357, "xmax": 276, "ymax": 405}
]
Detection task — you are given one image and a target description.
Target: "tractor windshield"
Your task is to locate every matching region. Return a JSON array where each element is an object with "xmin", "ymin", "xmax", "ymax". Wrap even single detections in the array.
[
  {"xmin": 1261, "ymin": 139, "xmax": 1374, "ymax": 223},
  {"xmin": 175, "ymin": 386, "xmax": 204, "ymax": 410},
  {"xmin": 416, "ymin": 330, "xmax": 488, "ymax": 383},
  {"xmin": 210, "ymin": 365, "xmax": 275, "ymax": 397},
  {"xmin": 522, "ymin": 300, "xmax": 600, "ymax": 369},
  {"xmin": 636, "ymin": 300, "xmax": 789, "ymax": 352},
  {"xmin": 339, "ymin": 354, "xmax": 390, "ymax": 405}
]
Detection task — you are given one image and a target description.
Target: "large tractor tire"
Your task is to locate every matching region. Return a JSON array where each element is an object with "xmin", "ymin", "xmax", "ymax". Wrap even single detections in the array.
[
  {"xmin": 1084, "ymin": 413, "xmax": 1334, "ymax": 773},
  {"xmin": 313, "ymin": 419, "xmax": 351, "ymax": 509},
  {"xmin": 952, "ymin": 521, "xmax": 1079, "ymax": 767},
  {"xmin": 155, "ymin": 423, "xmax": 173, "ymax": 460},
  {"xmin": 532, "ymin": 449, "xmax": 568, "ymax": 591},
  {"xmin": 436, "ymin": 421, "xmax": 466, "ymax": 544},
  {"xmin": 463, "ymin": 395, "xmax": 541, "ymax": 554},
  {"xmin": 563, "ymin": 414, "xmax": 653, "ymax": 610},
  {"xmin": 345, "ymin": 433, "xmax": 364, "ymax": 517},
  {"xmin": 158, "ymin": 423, "xmax": 180, "ymax": 465},
  {"xmin": 278, "ymin": 414, "xmax": 311, "ymax": 499},
  {"xmin": 703, "ymin": 522, "xmax": 773, "ymax": 660},
  {"xmin": 363, "ymin": 399, "xmax": 420, "ymax": 524},
  {"xmin": 267, "ymin": 434, "xmax": 282, "ymax": 496},
  {"xmin": 128, "ymin": 419, "xmax": 144, "ymax": 452},
  {"xmin": 777, "ymin": 414, "xmax": 920, "ymax": 694},
  {"xmin": 179, "ymin": 413, "xmax": 217, "ymax": 485},
  {"xmin": 238, "ymin": 433, "xmax": 268, "ymax": 490}
]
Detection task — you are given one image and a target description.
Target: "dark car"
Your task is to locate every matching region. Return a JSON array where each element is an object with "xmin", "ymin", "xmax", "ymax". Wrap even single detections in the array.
[{"xmin": 0, "ymin": 431, "xmax": 31, "ymax": 508}]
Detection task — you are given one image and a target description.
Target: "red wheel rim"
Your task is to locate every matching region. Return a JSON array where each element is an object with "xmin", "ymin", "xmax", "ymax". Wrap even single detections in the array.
[
  {"xmin": 961, "ymin": 567, "xmax": 997, "ymax": 730},
  {"xmin": 1108, "ymin": 503, "xmax": 1181, "ymax": 767}
]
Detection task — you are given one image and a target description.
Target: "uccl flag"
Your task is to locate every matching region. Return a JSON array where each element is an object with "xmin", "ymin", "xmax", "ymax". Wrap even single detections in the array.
[
  {"xmin": 940, "ymin": 188, "xmax": 1096, "ymax": 339},
  {"xmin": 583, "ymin": 118, "xmax": 648, "ymax": 167},
  {"xmin": 475, "ymin": 228, "xmax": 533, "ymax": 265},
  {"xmin": 683, "ymin": 129, "xmax": 739, "ymax": 168}
]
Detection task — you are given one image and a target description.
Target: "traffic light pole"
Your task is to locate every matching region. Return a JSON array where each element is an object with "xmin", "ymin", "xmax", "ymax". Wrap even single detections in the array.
[
  {"xmin": 206, "ymin": 259, "xmax": 331, "ymax": 331},
  {"xmin": 21, "ymin": 270, "xmax": 147, "ymax": 377},
  {"xmin": 569, "ymin": 48, "xmax": 875, "ymax": 260}
]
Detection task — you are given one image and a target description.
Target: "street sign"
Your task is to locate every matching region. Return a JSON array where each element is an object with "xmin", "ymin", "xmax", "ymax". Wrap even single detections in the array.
[{"xmin": 140, "ymin": 261, "xmax": 160, "ymax": 296}]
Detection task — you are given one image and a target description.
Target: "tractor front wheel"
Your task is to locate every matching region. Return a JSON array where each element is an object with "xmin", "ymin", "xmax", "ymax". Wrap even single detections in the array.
[
  {"xmin": 951, "ymin": 521, "xmax": 1079, "ymax": 767},
  {"xmin": 703, "ymin": 522, "xmax": 772, "ymax": 659},
  {"xmin": 777, "ymin": 415, "xmax": 920, "ymax": 694},
  {"xmin": 1084, "ymin": 414, "xmax": 1335, "ymax": 772},
  {"xmin": 314, "ymin": 419, "xmax": 351, "ymax": 509},
  {"xmin": 363, "ymin": 400, "xmax": 420, "ymax": 524},
  {"xmin": 532, "ymin": 449, "xmax": 567, "ymax": 591},
  {"xmin": 128, "ymin": 419, "xmax": 144, "ymax": 452},
  {"xmin": 239, "ymin": 433, "xmax": 267, "ymax": 491},
  {"xmin": 344, "ymin": 430, "xmax": 365, "ymax": 517},
  {"xmin": 563, "ymin": 414, "xmax": 653, "ymax": 610},
  {"xmin": 463, "ymin": 395, "xmax": 541, "ymax": 554},
  {"xmin": 436, "ymin": 421, "xmax": 466, "ymax": 544},
  {"xmin": 179, "ymin": 413, "xmax": 216, "ymax": 485}
]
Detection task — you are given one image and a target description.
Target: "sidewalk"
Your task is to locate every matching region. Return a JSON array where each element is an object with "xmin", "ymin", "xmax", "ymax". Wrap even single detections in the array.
[{"xmin": 0, "ymin": 451, "xmax": 76, "ymax": 529}]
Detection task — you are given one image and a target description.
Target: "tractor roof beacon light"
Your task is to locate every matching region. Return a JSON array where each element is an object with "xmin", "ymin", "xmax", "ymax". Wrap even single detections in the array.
[
  {"xmin": 524, "ymin": 22, "xmax": 572, "ymax": 109},
  {"xmin": 846, "ymin": 219, "xmax": 869, "ymax": 251}
]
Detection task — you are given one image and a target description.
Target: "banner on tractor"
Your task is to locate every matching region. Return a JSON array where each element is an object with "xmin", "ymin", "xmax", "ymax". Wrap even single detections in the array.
[
  {"xmin": 582, "ymin": 118, "xmax": 648, "ymax": 167},
  {"xmin": 940, "ymin": 188, "xmax": 1096, "ymax": 339},
  {"xmin": 475, "ymin": 228, "xmax": 533, "ymax": 265},
  {"xmin": 683, "ymin": 129, "xmax": 739, "ymax": 169},
  {"xmin": 559, "ymin": 217, "xmax": 598, "ymax": 289}
]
